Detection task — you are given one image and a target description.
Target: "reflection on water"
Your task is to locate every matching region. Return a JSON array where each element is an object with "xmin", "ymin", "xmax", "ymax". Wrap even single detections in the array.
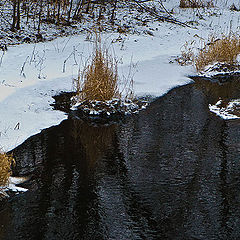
[
  {"xmin": 0, "ymin": 207, "xmax": 11, "ymax": 239},
  {"xmin": 71, "ymin": 120, "xmax": 116, "ymax": 170},
  {"xmin": 1, "ymin": 79, "xmax": 240, "ymax": 239},
  {"xmin": 193, "ymin": 74, "xmax": 240, "ymax": 104},
  {"xmin": 194, "ymin": 74, "xmax": 240, "ymax": 118}
]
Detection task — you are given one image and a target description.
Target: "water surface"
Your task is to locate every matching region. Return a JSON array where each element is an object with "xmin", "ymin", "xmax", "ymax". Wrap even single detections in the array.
[{"xmin": 1, "ymin": 79, "xmax": 240, "ymax": 240}]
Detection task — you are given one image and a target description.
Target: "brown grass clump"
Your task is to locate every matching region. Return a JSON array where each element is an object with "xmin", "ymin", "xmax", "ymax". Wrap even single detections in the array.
[
  {"xmin": 75, "ymin": 37, "xmax": 119, "ymax": 102},
  {"xmin": 0, "ymin": 152, "xmax": 15, "ymax": 186},
  {"xmin": 179, "ymin": 0, "xmax": 213, "ymax": 8},
  {"xmin": 195, "ymin": 34, "xmax": 240, "ymax": 71}
]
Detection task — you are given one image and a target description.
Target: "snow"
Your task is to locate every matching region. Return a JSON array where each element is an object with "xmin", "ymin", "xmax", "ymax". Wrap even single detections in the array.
[
  {"xmin": 7, "ymin": 177, "xmax": 28, "ymax": 192},
  {"xmin": 1, "ymin": 0, "xmax": 240, "ymax": 151},
  {"xmin": 0, "ymin": 177, "xmax": 28, "ymax": 197},
  {"xmin": 197, "ymin": 63, "xmax": 240, "ymax": 77},
  {"xmin": 209, "ymin": 99, "xmax": 240, "ymax": 120}
]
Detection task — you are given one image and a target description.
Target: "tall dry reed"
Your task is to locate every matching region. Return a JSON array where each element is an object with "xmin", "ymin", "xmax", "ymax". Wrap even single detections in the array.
[
  {"xmin": 0, "ymin": 152, "xmax": 15, "ymax": 186},
  {"xmin": 76, "ymin": 38, "xmax": 119, "ymax": 102},
  {"xmin": 195, "ymin": 34, "xmax": 240, "ymax": 71}
]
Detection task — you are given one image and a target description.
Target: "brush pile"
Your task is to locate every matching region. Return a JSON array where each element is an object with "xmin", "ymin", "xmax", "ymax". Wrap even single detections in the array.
[{"xmin": 71, "ymin": 98, "xmax": 148, "ymax": 118}]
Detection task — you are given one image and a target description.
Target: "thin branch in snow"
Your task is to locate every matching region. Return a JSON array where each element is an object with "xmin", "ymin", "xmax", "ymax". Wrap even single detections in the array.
[
  {"xmin": 30, "ymin": 44, "xmax": 37, "ymax": 64},
  {"xmin": 20, "ymin": 56, "xmax": 30, "ymax": 78},
  {"xmin": 0, "ymin": 51, "xmax": 5, "ymax": 67},
  {"xmin": 62, "ymin": 35, "xmax": 72, "ymax": 52},
  {"xmin": 130, "ymin": 0, "xmax": 191, "ymax": 27},
  {"xmin": 73, "ymin": 46, "xmax": 78, "ymax": 65},
  {"xmin": 14, "ymin": 122, "xmax": 20, "ymax": 130},
  {"xmin": 62, "ymin": 46, "xmax": 78, "ymax": 73},
  {"xmin": 38, "ymin": 48, "xmax": 46, "ymax": 79}
]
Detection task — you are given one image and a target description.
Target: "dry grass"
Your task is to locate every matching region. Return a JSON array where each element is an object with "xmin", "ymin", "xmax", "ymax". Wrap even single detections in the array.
[
  {"xmin": 195, "ymin": 34, "xmax": 240, "ymax": 71},
  {"xmin": 75, "ymin": 36, "xmax": 120, "ymax": 102},
  {"xmin": 0, "ymin": 152, "xmax": 15, "ymax": 186},
  {"xmin": 179, "ymin": 0, "xmax": 213, "ymax": 8}
]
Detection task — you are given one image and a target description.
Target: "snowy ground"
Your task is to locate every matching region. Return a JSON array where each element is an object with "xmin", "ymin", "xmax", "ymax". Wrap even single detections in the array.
[
  {"xmin": 209, "ymin": 99, "xmax": 240, "ymax": 120},
  {"xmin": 0, "ymin": 177, "xmax": 28, "ymax": 196},
  {"xmin": 1, "ymin": 0, "xmax": 240, "ymax": 151}
]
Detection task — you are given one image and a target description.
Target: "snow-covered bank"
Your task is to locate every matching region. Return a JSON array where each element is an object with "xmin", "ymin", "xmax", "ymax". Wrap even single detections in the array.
[
  {"xmin": 0, "ymin": 76, "xmax": 71, "ymax": 151},
  {"xmin": 0, "ymin": 32, "xmax": 193, "ymax": 151},
  {"xmin": 1, "ymin": 0, "xmax": 240, "ymax": 151}
]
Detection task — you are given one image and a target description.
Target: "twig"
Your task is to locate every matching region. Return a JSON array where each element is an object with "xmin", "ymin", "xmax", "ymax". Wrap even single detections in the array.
[
  {"xmin": 130, "ymin": 0, "xmax": 191, "ymax": 27},
  {"xmin": 63, "ymin": 52, "xmax": 73, "ymax": 73},
  {"xmin": 20, "ymin": 56, "xmax": 30, "ymax": 78},
  {"xmin": 73, "ymin": 46, "xmax": 78, "ymax": 65},
  {"xmin": 62, "ymin": 35, "xmax": 72, "ymax": 52},
  {"xmin": 0, "ymin": 51, "xmax": 5, "ymax": 67},
  {"xmin": 38, "ymin": 48, "xmax": 46, "ymax": 79},
  {"xmin": 62, "ymin": 46, "xmax": 78, "ymax": 73},
  {"xmin": 158, "ymin": 0, "xmax": 172, "ymax": 16},
  {"xmin": 30, "ymin": 44, "xmax": 36, "ymax": 64},
  {"xmin": 14, "ymin": 122, "xmax": 20, "ymax": 130}
]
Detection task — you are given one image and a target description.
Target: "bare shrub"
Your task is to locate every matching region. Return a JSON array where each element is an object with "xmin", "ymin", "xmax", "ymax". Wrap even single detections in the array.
[
  {"xmin": 195, "ymin": 34, "xmax": 240, "ymax": 71},
  {"xmin": 0, "ymin": 152, "xmax": 15, "ymax": 186},
  {"xmin": 179, "ymin": 0, "xmax": 213, "ymax": 8},
  {"xmin": 176, "ymin": 41, "xmax": 195, "ymax": 65}
]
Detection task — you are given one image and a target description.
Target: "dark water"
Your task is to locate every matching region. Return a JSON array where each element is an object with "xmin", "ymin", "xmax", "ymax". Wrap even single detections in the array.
[{"xmin": 1, "ymin": 77, "xmax": 240, "ymax": 240}]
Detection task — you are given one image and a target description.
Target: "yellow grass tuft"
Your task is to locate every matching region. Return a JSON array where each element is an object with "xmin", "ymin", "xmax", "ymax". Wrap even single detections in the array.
[
  {"xmin": 75, "ymin": 37, "xmax": 119, "ymax": 102},
  {"xmin": 0, "ymin": 152, "xmax": 15, "ymax": 186},
  {"xmin": 195, "ymin": 34, "xmax": 240, "ymax": 71}
]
